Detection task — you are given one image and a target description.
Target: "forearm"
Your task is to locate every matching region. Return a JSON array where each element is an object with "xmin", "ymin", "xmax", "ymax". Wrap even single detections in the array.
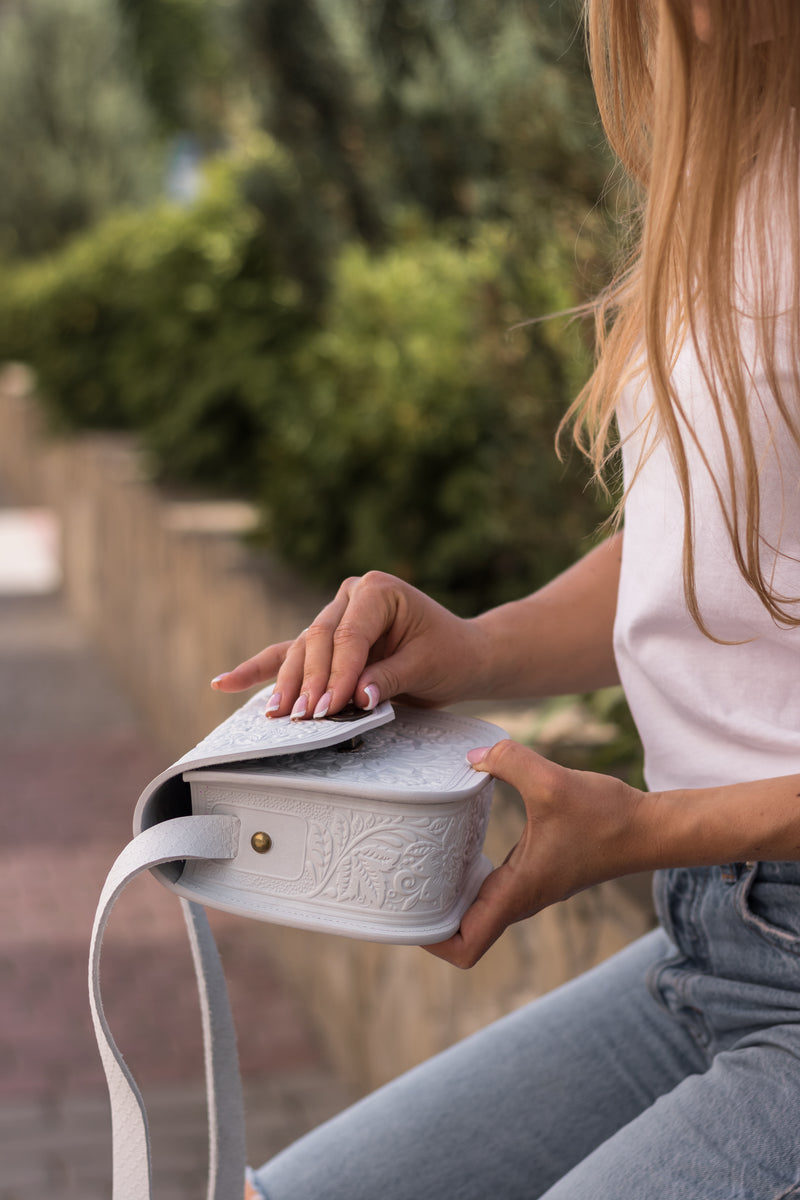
[
  {"xmin": 466, "ymin": 531, "xmax": 623, "ymax": 702},
  {"xmin": 635, "ymin": 774, "xmax": 800, "ymax": 871}
]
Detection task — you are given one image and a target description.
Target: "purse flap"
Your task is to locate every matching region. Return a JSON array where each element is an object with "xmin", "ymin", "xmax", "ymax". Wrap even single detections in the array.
[{"xmin": 133, "ymin": 685, "xmax": 395, "ymax": 837}]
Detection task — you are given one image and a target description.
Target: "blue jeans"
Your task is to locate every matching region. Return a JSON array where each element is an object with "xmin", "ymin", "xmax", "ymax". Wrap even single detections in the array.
[{"xmin": 252, "ymin": 862, "xmax": 800, "ymax": 1199}]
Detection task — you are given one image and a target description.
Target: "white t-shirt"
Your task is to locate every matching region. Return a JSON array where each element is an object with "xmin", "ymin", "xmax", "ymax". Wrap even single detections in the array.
[{"xmin": 613, "ymin": 324, "xmax": 800, "ymax": 793}]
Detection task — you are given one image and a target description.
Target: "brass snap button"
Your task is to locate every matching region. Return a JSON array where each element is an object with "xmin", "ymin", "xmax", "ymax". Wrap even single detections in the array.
[{"xmin": 251, "ymin": 831, "xmax": 273, "ymax": 854}]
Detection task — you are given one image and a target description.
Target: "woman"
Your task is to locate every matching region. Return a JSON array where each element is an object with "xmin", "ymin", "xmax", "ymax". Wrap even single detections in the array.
[{"xmin": 215, "ymin": 2, "xmax": 800, "ymax": 1195}]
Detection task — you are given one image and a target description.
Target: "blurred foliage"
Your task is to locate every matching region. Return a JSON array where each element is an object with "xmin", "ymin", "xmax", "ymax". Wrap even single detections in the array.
[
  {"xmin": 115, "ymin": 0, "xmax": 237, "ymax": 138},
  {"xmin": 536, "ymin": 690, "xmax": 646, "ymax": 789},
  {"xmin": 0, "ymin": 149, "xmax": 317, "ymax": 493},
  {"xmin": 0, "ymin": 0, "xmax": 624, "ymax": 616},
  {"xmin": 235, "ymin": 0, "xmax": 386, "ymax": 248},
  {"xmin": 495, "ymin": 687, "xmax": 645, "ymax": 790},
  {"xmin": 230, "ymin": 0, "xmax": 615, "ymax": 291},
  {"xmin": 0, "ymin": 153, "xmax": 609, "ymax": 612},
  {"xmin": 260, "ymin": 224, "xmax": 606, "ymax": 612},
  {"xmin": 0, "ymin": 0, "xmax": 614, "ymax": 272},
  {"xmin": 0, "ymin": 0, "xmax": 161, "ymax": 260}
]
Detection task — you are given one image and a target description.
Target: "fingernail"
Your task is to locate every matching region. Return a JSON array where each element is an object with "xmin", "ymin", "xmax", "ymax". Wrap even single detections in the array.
[
  {"xmin": 362, "ymin": 684, "xmax": 380, "ymax": 711},
  {"xmin": 313, "ymin": 692, "xmax": 332, "ymax": 719},
  {"xmin": 466, "ymin": 747, "xmax": 490, "ymax": 766},
  {"xmin": 290, "ymin": 694, "xmax": 308, "ymax": 720},
  {"xmin": 265, "ymin": 691, "xmax": 281, "ymax": 715},
  {"xmin": 211, "ymin": 673, "xmax": 230, "ymax": 688}
]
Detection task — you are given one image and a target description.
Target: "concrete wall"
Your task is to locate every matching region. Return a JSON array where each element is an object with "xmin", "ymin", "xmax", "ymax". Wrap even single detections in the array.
[{"xmin": 0, "ymin": 365, "xmax": 654, "ymax": 1094}]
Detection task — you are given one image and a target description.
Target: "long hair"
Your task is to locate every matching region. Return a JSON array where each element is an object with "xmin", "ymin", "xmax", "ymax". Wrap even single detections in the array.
[{"xmin": 569, "ymin": 0, "xmax": 800, "ymax": 636}]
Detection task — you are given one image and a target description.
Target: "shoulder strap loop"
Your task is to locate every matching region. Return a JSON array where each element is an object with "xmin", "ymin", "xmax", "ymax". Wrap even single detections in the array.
[{"xmin": 88, "ymin": 815, "xmax": 245, "ymax": 1200}]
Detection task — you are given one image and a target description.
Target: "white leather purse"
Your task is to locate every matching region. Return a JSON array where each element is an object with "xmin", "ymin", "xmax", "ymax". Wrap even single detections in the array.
[{"xmin": 90, "ymin": 688, "xmax": 505, "ymax": 1199}]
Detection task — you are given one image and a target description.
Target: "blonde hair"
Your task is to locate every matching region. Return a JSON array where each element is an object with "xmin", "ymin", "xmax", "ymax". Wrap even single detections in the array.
[{"xmin": 569, "ymin": 0, "xmax": 800, "ymax": 636}]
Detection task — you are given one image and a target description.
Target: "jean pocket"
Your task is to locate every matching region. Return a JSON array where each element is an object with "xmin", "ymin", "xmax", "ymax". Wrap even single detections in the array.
[{"xmin": 736, "ymin": 860, "xmax": 800, "ymax": 954}]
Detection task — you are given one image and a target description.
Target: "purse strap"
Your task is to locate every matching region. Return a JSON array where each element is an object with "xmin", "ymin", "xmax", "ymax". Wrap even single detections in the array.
[{"xmin": 89, "ymin": 815, "xmax": 247, "ymax": 1200}]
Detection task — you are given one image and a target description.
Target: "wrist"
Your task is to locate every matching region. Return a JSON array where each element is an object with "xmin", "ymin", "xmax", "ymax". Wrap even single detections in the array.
[
  {"xmin": 617, "ymin": 786, "xmax": 667, "ymax": 876},
  {"xmin": 466, "ymin": 603, "xmax": 538, "ymax": 700},
  {"xmin": 579, "ymin": 776, "xmax": 659, "ymax": 886},
  {"xmin": 461, "ymin": 613, "xmax": 503, "ymax": 700}
]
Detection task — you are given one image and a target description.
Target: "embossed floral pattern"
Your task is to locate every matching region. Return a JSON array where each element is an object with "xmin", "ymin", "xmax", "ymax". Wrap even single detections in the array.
[
  {"xmin": 187, "ymin": 785, "xmax": 492, "ymax": 918},
  {"xmin": 192, "ymin": 708, "xmax": 504, "ymax": 795},
  {"xmin": 174, "ymin": 686, "xmax": 394, "ymax": 767},
  {"xmin": 137, "ymin": 690, "xmax": 505, "ymax": 940}
]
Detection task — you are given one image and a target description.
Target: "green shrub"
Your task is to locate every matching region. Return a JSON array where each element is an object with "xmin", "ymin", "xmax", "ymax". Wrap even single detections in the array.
[
  {"xmin": 0, "ymin": 165, "xmax": 609, "ymax": 613},
  {"xmin": 261, "ymin": 227, "xmax": 608, "ymax": 613},
  {"xmin": 0, "ymin": 147, "xmax": 316, "ymax": 494}
]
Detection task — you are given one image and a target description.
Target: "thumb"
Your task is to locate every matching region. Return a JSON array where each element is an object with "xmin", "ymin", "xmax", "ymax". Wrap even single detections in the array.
[{"xmin": 467, "ymin": 738, "xmax": 550, "ymax": 792}]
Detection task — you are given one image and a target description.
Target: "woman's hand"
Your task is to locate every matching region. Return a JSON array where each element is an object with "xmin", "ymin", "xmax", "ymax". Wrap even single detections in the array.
[
  {"xmin": 427, "ymin": 740, "xmax": 650, "ymax": 969},
  {"xmin": 212, "ymin": 536, "xmax": 624, "ymax": 718},
  {"xmin": 210, "ymin": 571, "xmax": 487, "ymax": 719}
]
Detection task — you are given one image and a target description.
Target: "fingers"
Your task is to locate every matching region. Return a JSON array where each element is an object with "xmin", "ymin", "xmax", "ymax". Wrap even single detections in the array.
[
  {"xmin": 270, "ymin": 579, "xmax": 384, "ymax": 718},
  {"xmin": 269, "ymin": 572, "xmax": 422, "ymax": 718},
  {"xmin": 425, "ymin": 742, "xmax": 532, "ymax": 968},
  {"xmin": 318, "ymin": 572, "xmax": 405, "ymax": 712},
  {"xmin": 272, "ymin": 592, "xmax": 351, "ymax": 719},
  {"xmin": 210, "ymin": 643, "xmax": 293, "ymax": 693},
  {"xmin": 426, "ymin": 741, "xmax": 566, "ymax": 969},
  {"xmin": 210, "ymin": 572, "xmax": 418, "ymax": 718},
  {"xmin": 425, "ymin": 862, "xmax": 521, "ymax": 968}
]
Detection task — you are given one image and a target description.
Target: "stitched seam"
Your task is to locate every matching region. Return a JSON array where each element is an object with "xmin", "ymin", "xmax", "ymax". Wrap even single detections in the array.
[{"xmin": 736, "ymin": 869, "xmax": 800, "ymax": 957}]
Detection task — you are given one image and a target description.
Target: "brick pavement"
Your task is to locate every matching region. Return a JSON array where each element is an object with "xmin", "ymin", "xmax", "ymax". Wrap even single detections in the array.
[{"xmin": 0, "ymin": 577, "xmax": 355, "ymax": 1198}]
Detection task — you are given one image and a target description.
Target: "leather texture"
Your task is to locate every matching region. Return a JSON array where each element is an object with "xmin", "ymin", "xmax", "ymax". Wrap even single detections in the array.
[
  {"xmin": 135, "ymin": 701, "xmax": 504, "ymax": 944},
  {"xmin": 89, "ymin": 815, "xmax": 243, "ymax": 1200},
  {"xmin": 90, "ymin": 696, "xmax": 507, "ymax": 1196},
  {"xmin": 133, "ymin": 686, "xmax": 395, "ymax": 838}
]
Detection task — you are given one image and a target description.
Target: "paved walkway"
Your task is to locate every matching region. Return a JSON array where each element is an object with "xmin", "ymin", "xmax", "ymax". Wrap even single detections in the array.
[{"xmin": 0, "ymin": 510, "xmax": 355, "ymax": 1198}]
